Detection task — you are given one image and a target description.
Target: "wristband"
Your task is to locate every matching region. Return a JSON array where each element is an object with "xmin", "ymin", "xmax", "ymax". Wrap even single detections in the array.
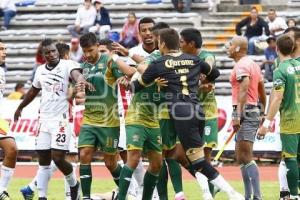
[
  {"xmin": 262, "ymin": 119, "xmax": 271, "ymax": 128},
  {"xmin": 112, "ymin": 54, "xmax": 119, "ymax": 62},
  {"xmin": 128, "ymin": 51, "xmax": 134, "ymax": 58}
]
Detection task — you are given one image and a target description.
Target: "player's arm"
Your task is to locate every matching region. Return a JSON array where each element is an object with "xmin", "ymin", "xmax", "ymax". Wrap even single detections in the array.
[
  {"xmin": 130, "ymin": 62, "xmax": 159, "ymax": 93},
  {"xmin": 14, "ymin": 86, "xmax": 40, "ymax": 121},
  {"xmin": 111, "ymin": 54, "xmax": 137, "ymax": 77},
  {"xmin": 258, "ymin": 80, "xmax": 267, "ymax": 114},
  {"xmin": 265, "ymin": 89, "xmax": 283, "ymax": 121},
  {"xmin": 111, "ymin": 42, "xmax": 145, "ymax": 64},
  {"xmin": 70, "ymin": 69, "xmax": 95, "ymax": 91},
  {"xmin": 199, "ymin": 61, "xmax": 220, "ymax": 82}
]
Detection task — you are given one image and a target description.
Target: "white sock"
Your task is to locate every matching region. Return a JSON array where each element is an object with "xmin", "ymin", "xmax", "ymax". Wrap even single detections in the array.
[
  {"xmin": 210, "ymin": 174, "xmax": 234, "ymax": 194},
  {"xmin": 175, "ymin": 191, "xmax": 185, "ymax": 198},
  {"xmin": 278, "ymin": 160, "xmax": 289, "ymax": 191},
  {"xmin": 133, "ymin": 159, "xmax": 145, "ymax": 186},
  {"xmin": 64, "ymin": 163, "xmax": 77, "ymax": 198},
  {"xmin": 195, "ymin": 172, "xmax": 213, "ymax": 198},
  {"xmin": 28, "ymin": 175, "xmax": 37, "ymax": 191},
  {"xmin": 0, "ymin": 165, "xmax": 15, "ymax": 193},
  {"xmin": 37, "ymin": 165, "xmax": 51, "ymax": 198},
  {"xmin": 65, "ymin": 169, "xmax": 77, "ymax": 187},
  {"xmin": 50, "ymin": 161, "xmax": 58, "ymax": 176}
]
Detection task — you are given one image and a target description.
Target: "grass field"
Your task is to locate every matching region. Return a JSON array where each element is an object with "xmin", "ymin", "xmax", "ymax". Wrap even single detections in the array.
[{"xmin": 9, "ymin": 179, "xmax": 279, "ymax": 200}]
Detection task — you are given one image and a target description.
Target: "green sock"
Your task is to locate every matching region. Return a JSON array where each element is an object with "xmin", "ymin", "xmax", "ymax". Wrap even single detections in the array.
[
  {"xmin": 142, "ymin": 170, "xmax": 160, "ymax": 200},
  {"xmin": 208, "ymin": 182, "xmax": 215, "ymax": 197},
  {"xmin": 118, "ymin": 165, "xmax": 134, "ymax": 200},
  {"xmin": 185, "ymin": 164, "xmax": 196, "ymax": 177},
  {"xmin": 110, "ymin": 164, "xmax": 122, "ymax": 186},
  {"xmin": 157, "ymin": 160, "xmax": 168, "ymax": 200},
  {"xmin": 166, "ymin": 158, "xmax": 183, "ymax": 194},
  {"xmin": 80, "ymin": 164, "xmax": 92, "ymax": 199},
  {"xmin": 285, "ymin": 158, "xmax": 299, "ymax": 196}
]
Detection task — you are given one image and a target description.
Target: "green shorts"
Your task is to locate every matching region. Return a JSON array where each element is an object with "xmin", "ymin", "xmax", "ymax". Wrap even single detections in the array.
[
  {"xmin": 203, "ymin": 118, "xmax": 218, "ymax": 149},
  {"xmin": 78, "ymin": 124, "xmax": 119, "ymax": 154},
  {"xmin": 280, "ymin": 133, "xmax": 300, "ymax": 158},
  {"xmin": 126, "ymin": 125, "xmax": 162, "ymax": 153},
  {"xmin": 159, "ymin": 119, "xmax": 178, "ymax": 150}
]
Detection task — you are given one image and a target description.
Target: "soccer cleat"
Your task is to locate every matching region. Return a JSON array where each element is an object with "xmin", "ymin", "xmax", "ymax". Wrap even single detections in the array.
[
  {"xmin": 228, "ymin": 191, "xmax": 244, "ymax": 200},
  {"xmin": 38, "ymin": 198, "xmax": 47, "ymax": 200},
  {"xmin": 0, "ymin": 191, "xmax": 10, "ymax": 200},
  {"xmin": 175, "ymin": 192, "xmax": 187, "ymax": 200},
  {"xmin": 20, "ymin": 186, "xmax": 34, "ymax": 200},
  {"xmin": 112, "ymin": 188, "xmax": 119, "ymax": 200},
  {"xmin": 70, "ymin": 181, "xmax": 81, "ymax": 200},
  {"xmin": 202, "ymin": 192, "xmax": 214, "ymax": 200},
  {"xmin": 279, "ymin": 191, "xmax": 290, "ymax": 200}
]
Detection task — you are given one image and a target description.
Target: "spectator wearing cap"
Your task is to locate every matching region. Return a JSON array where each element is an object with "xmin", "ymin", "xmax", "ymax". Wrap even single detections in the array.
[
  {"xmin": 0, "ymin": 0, "xmax": 17, "ymax": 30},
  {"xmin": 70, "ymin": 38, "xmax": 83, "ymax": 62},
  {"xmin": 89, "ymin": 0, "xmax": 111, "ymax": 39},
  {"xmin": 7, "ymin": 83, "xmax": 25, "ymax": 100},
  {"xmin": 119, "ymin": 12, "xmax": 141, "ymax": 48},
  {"xmin": 67, "ymin": 0, "xmax": 96, "ymax": 38},
  {"xmin": 287, "ymin": 18, "xmax": 297, "ymax": 28},
  {"xmin": 262, "ymin": 36, "xmax": 277, "ymax": 82},
  {"xmin": 267, "ymin": 9, "xmax": 288, "ymax": 37},
  {"xmin": 236, "ymin": 7, "xmax": 270, "ymax": 55}
]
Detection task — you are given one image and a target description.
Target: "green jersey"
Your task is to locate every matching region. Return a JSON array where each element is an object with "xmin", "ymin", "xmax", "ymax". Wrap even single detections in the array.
[
  {"xmin": 81, "ymin": 54, "xmax": 122, "ymax": 127},
  {"xmin": 273, "ymin": 58, "xmax": 300, "ymax": 134},
  {"xmin": 126, "ymin": 50, "xmax": 161, "ymax": 128},
  {"xmin": 197, "ymin": 50, "xmax": 218, "ymax": 119}
]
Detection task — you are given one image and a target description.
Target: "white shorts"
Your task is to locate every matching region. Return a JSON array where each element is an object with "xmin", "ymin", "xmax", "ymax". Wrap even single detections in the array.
[
  {"xmin": 68, "ymin": 122, "xmax": 78, "ymax": 154},
  {"xmin": 118, "ymin": 115, "xmax": 127, "ymax": 150},
  {"xmin": 36, "ymin": 117, "xmax": 71, "ymax": 151}
]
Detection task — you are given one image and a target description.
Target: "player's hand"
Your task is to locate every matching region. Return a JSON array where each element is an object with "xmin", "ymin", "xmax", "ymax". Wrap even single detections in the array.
[
  {"xmin": 75, "ymin": 81, "xmax": 85, "ymax": 93},
  {"xmin": 257, "ymin": 126, "xmax": 268, "ymax": 140},
  {"xmin": 232, "ymin": 118, "xmax": 240, "ymax": 132},
  {"xmin": 155, "ymin": 77, "xmax": 168, "ymax": 87},
  {"xmin": 199, "ymin": 83, "xmax": 215, "ymax": 92},
  {"xmin": 111, "ymin": 42, "xmax": 129, "ymax": 56},
  {"xmin": 14, "ymin": 109, "xmax": 22, "ymax": 122},
  {"xmin": 85, "ymin": 81, "xmax": 95, "ymax": 92},
  {"xmin": 117, "ymin": 76, "xmax": 130, "ymax": 87}
]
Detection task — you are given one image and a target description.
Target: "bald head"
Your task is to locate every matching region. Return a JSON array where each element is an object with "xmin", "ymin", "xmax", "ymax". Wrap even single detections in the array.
[{"xmin": 231, "ymin": 36, "xmax": 248, "ymax": 52}]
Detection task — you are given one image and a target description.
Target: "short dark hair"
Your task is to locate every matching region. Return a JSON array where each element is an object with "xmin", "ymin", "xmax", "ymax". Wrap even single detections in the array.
[
  {"xmin": 138, "ymin": 17, "xmax": 155, "ymax": 30},
  {"xmin": 180, "ymin": 28, "xmax": 203, "ymax": 48},
  {"xmin": 80, "ymin": 33, "xmax": 98, "ymax": 48},
  {"xmin": 15, "ymin": 83, "xmax": 24, "ymax": 91},
  {"xmin": 41, "ymin": 38, "xmax": 55, "ymax": 48},
  {"xmin": 266, "ymin": 36, "xmax": 276, "ymax": 44},
  {"xmin": 56, "ymin": 42, "xmax": 70, "ymax": 59},
  {"xmin": 152, "ymin": 22, "xmax": 170, "ymax": 32},
  {"xmin": 98, "ymin": 38, "xmax": 113, "ymax": 50},
  {"xmin": 276, "ymin": 34, "xmax": 294, "ymax": 56},
  {"xmin": 269, "ymin": 8, "xmax": 276, "ymax": 12},
  {"xmin": 284, "ymin": 26, "xmax": 300, "ymax": 40},
  {"xmin": 159, "ymin": 28, "xmax": 179, "ymax": 50}
]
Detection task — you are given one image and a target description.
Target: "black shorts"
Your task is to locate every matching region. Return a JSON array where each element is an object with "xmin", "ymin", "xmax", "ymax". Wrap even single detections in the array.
[{"xmin": 168, "ymin": 94, "xmax": 205, "ymax": 151}]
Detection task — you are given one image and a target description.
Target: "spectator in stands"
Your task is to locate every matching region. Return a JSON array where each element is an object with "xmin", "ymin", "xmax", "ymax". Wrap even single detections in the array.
[
  {"xmin": 29, "ymin": 42, "xmax": 46, "ymax": 82},
  {"xmin": 172, "ymin": 0, "xmax": 192, "ymax": 13},
  {"xmin": 67, "ymin": 0, "xmax": 96, "ymax": 38},
  {"xmin": 70, "ymin": 38, "xmax": 83, "ymax": 62},
  {"xmin": 89, "ymin": 0, "xmax": 111, "ymax": 40},
  {"xmin": 287, "ymin": 18, "xmax": 297, "ymax": 28},
  {"xmin": 119, "ymin": 12, "xmax": 141, "ymax": 48},
  {"xmin": 7, "ymin": 83, "xmax": 25, "ymax": 100},
  {"xmin": 267, "ymin": 9, "xmax": 288, "ymax": 37},
  {"xmin": 262, "ymin": 36, "xmax": 277, "ymax": 82},
  {"xmin": 236, "ymin": 7, "xmax": 270, "ymax": 55},
  {"xmin": 0, "ymin": 0, "xmax": 16, "ymax": 30}
]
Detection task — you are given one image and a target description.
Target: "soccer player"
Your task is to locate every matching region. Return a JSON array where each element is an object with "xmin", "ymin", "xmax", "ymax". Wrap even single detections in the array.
[
  {"xmin": 130, "ymin": 28, "xmax": 244, "ymax": 200},
  {"xmin": 14, "ymin": 39, "xmax": 88, "ymax": 200},
  {"xmin": 227, "ymin": 36, "xmax": 266, "ymax": 200},
  {"xmin": 180, "ymin": 28, "xmax": 219, "ymax": 199},
  {"xmin": 0, "ymin": 39, "xmax": 18, "ymax": 200},
  {"xmin": 275, "ymin": 26, "xmax": 300, "ymax": 200},
  {"xmin": 76, "ymin": 33, "xmax": 135, "ymax": 200},
  {"xmin": 20, "ymin": 43, "xmax": 79, "ymax": 200},
  {"xmin": 257, "ymin": 35, "xmax": 300, "ymax": 200}
]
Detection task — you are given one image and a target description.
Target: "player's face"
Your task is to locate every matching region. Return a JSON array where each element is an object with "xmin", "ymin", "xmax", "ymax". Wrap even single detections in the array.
[
  {"xmin": 82, "ymin": 44, "xmax": 99, "ymax": 64},
  {"xmin": 268, "ymin": 11, "xmax": 276, "ymax": 22},
  {"xmin": 0, "ymin": 42, "xmax": 7, "ymax": 64},
  {"xmin": 158, "ymin": 37, "xmax": 165, "ymax": 54},
  {"xmin": 179, "ymin": 37, "xmax": 191, "ymax": 54},
  {"xmin": 139, "ymin": 23, "xmax": 154, "ymax": 45},
  {"xmin": 99, "ymin": 45, "xmax": 110, "ymax": 55},
  {"xmin": 43, "ymin": 44, "xmax": 60, "ymax": 65}
]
